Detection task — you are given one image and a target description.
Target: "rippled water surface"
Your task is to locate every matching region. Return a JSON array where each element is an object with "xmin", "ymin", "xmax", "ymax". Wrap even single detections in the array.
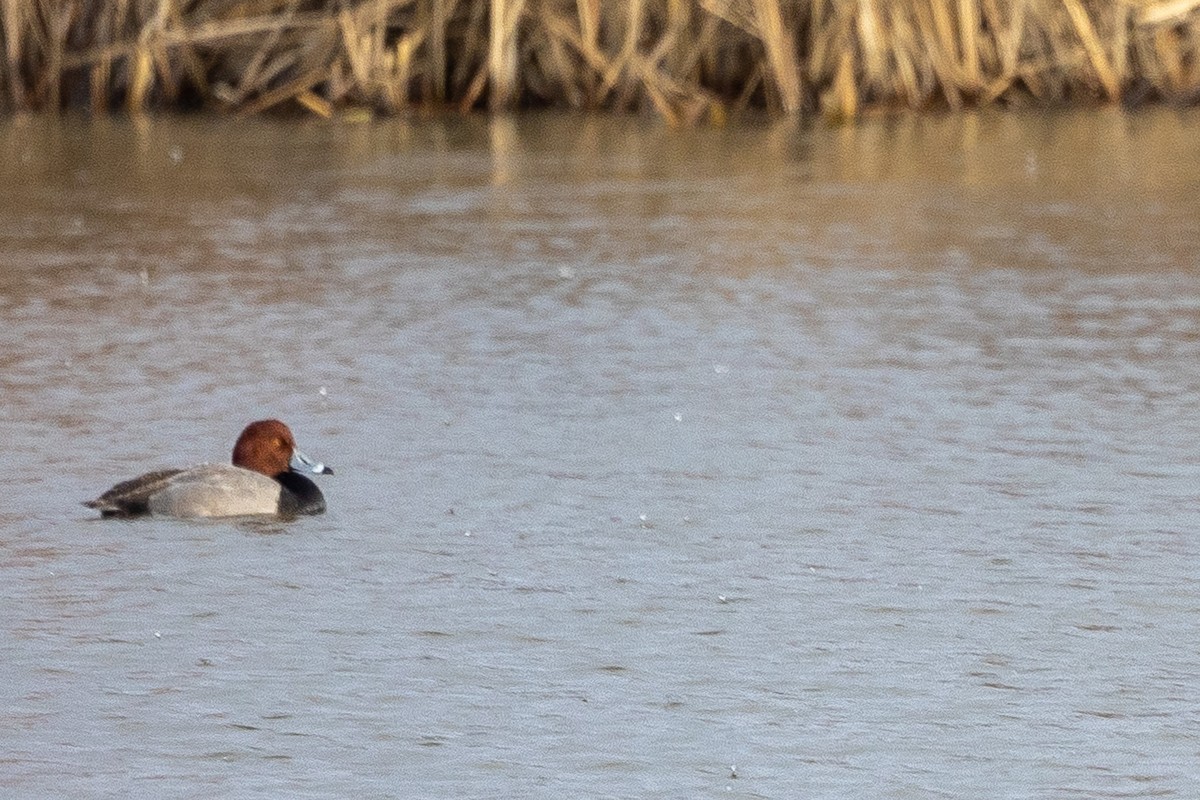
[{"xmin": 3, "ymin": 110, "xmax": 1200, "ymax": 798}]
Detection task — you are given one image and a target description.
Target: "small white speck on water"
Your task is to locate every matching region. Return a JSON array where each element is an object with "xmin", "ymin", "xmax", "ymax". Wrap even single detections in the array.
[
  {"xmin": 718, "ymin": 595, "xmax": 728, "ymax": 603},
  {"xmin": 154, "ymin": 631, "xmax": 161, "ymax": 638},
  {"xmin": 674, "ymin": 413, "xmax": 682, "ymax": 421},
  {"xmin": 169, "ymin": 145, "xmax": 184, "ymax": 164}
]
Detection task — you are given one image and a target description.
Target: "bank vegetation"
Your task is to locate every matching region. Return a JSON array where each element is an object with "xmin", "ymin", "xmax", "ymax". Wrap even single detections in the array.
[{"xmin": 2, "ymin": 0, "xmax": 1199, "ymax": 121}]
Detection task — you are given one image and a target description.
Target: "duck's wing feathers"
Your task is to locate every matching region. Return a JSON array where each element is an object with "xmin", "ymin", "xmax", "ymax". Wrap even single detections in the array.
[
  {"xmin": 84, "ymin": 469, "xmax": 187, "ymax": 517},
  {"xmin": 145, "ymin": 465, "xmax": 282, "ymax": 517}
]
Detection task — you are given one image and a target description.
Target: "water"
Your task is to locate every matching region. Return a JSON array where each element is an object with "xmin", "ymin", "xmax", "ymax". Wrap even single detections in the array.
[{"xmin": 2, "ymin": 110, "xmax": 1200, "ymax": 798}]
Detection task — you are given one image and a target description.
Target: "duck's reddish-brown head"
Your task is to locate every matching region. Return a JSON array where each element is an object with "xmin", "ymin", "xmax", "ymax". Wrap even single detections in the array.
[{"xmin": 232, "ymin": 419, "xmax": 297, "ymax": 477}]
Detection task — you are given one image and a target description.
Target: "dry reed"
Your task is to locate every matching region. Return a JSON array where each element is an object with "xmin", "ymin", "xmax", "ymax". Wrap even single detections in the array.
[{"xmin": 1, "ymin": 0, "xmax": 1199, "ymax": 119}]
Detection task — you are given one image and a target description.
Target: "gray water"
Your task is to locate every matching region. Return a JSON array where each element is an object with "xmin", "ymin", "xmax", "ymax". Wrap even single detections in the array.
[{"xmin": 3, "ymin": 110, "xmax": 1200, "ymax": 798}]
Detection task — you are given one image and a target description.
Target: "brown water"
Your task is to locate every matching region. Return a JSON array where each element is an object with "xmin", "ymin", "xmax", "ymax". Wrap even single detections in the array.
[{"xmin": 3, "ymin": 110, "xmax": 1200, "ymax": 798}]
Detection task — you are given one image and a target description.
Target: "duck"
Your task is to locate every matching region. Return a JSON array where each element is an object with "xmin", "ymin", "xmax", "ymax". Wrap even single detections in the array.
[{"xmin": 85, "ymin": 419, "xmax": 333, "ymax": 518}]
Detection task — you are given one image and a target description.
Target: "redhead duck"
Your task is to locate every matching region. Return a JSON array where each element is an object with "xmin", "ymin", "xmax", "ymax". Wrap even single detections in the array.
[{"xmin": 85, "ymin": 419, "xmax": 333, "ymax": 518}]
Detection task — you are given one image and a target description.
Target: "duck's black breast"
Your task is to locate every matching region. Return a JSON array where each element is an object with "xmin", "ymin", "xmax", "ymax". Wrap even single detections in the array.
[{"xmin": 275, "ymin": 470, "xmax": 327, "ymax": 516}]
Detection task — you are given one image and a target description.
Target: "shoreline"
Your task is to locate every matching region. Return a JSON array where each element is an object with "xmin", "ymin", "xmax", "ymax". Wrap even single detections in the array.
[{"xmin": 3, "ymin": 1, "xmax": 1198, "ymax": 121}]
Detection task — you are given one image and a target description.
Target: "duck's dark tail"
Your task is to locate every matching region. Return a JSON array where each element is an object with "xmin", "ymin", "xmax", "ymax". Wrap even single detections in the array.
[{"xmin": 84, "ymin": 468, "xmax": 185, "ymax": 517}]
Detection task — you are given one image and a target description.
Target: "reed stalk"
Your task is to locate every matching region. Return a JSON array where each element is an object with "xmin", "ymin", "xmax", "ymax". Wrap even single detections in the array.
[{"xmin": 2, "ymin": 0, "xmax": 1199, "ymax": 118}]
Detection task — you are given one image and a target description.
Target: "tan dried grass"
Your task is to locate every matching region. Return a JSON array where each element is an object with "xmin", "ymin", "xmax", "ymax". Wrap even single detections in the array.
[{"xmin": 2, "ymin": 0, "xmax": 1199, "ymax": 118}]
